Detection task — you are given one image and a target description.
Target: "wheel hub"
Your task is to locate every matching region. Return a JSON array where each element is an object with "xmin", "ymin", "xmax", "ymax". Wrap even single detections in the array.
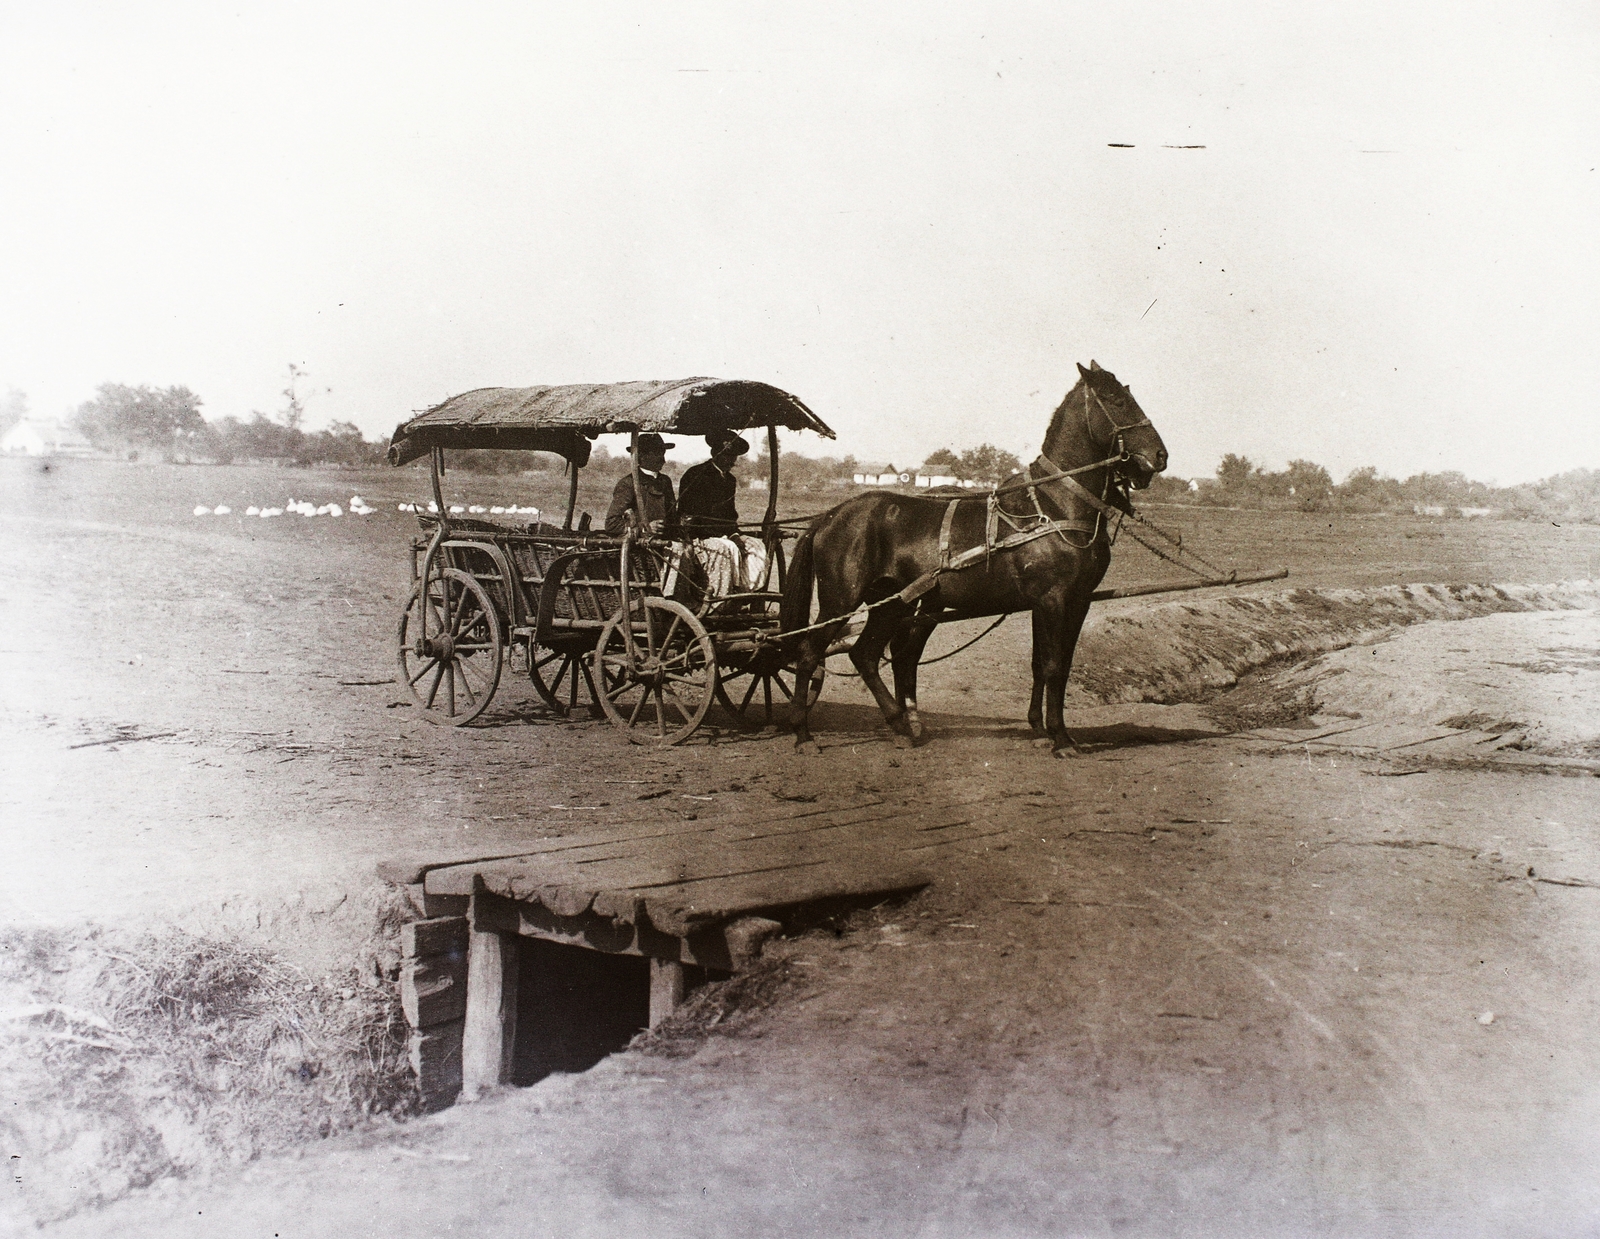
[{"xmin": 420, "ymin": 633, "xmax": 455, "ymax": 661}]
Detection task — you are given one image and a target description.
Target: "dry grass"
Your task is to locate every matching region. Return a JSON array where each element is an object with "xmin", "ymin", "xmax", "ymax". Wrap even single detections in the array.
[{"xmin": 0, "ymin": 920, "xmax": 414, "ymax": 1226}]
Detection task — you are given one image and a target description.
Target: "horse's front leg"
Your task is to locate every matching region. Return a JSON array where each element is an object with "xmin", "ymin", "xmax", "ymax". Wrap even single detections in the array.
[
  {"xmin": 889, "ymin": 611, "xmax": 940, "ymax": 742},
  {"xmin": 1028, "ymin": 609, "xmax": 1048, "ymax": 745},
  {"xmin": 1039, "ymin": 593, "xmax": 1094, "ymax": 758}
]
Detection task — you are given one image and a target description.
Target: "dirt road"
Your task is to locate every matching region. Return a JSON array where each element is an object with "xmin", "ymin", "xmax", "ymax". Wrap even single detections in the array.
[
  {"xmin": 36, "ymin": 717, "xmax": 1600, "ymax": 1237},
  {"xmin": 5, "ymin": 459, "xmax": 1600, "ymax": 1236}
]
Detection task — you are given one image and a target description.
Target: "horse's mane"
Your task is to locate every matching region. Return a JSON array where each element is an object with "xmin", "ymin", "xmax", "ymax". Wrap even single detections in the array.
[{"xmin": 1044, "ymin": 364, "xmax": 1126, "ymax": 452}]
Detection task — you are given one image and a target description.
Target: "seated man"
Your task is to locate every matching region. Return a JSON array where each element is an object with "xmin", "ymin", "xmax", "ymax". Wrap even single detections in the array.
[
  {"xmin": 603, "ymin": 433, "xmax": 677, "ymax": 536},
  {"xmin": 676, "ymin": 431, "xmax": 768, "ymax": 597}
]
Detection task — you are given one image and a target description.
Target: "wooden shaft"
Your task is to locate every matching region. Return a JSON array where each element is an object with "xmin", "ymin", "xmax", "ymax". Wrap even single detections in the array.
[{"xmin": 1089, "ymin": 567, "xmax": 1289, "ymax": 601}]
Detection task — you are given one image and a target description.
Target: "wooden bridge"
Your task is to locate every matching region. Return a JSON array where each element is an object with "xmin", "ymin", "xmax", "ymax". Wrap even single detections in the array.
[{"xmin": 376, "ymin": 794, "xmax": 1016, "ymax": 1106}]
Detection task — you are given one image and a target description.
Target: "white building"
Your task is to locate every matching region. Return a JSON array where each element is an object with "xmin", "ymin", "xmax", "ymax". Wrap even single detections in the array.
[{"xmin": 2, "ymin": 419, "xmax": 94, "ymax": 457}]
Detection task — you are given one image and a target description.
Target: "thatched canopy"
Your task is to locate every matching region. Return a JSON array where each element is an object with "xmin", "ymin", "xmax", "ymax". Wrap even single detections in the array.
[{"xmin": 387, "ymin": 378, "xmax": 834, "ymax": 466}]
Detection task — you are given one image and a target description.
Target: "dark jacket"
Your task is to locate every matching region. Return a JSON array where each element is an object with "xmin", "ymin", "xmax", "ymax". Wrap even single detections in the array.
[
  {"xmin": 604, "ymin": 470, "xmax": 676, "ymax": 536},
  {"xmin": 677, "ymin": 460, "xmax": 739, "ymax": 536}
]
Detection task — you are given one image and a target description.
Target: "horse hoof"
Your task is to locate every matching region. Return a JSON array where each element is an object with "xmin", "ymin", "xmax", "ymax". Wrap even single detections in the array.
[
  {"xmin": 892, "ymin": 733, "xmax": 915, "ymax": 751},
  {"xmin": 906, "ymin": 715, "xmax": 923, "ymax": 740},
  {"xmin": 796, "ymin": 740, "xmax": 820, "ymax": 756},
  {"xmin": 1052, "ymin": 745, "xmax": 1078, "ymax": 759},
  {"xmin": 1031, "ymin": 737, "xmax": 1055, "ymax": 750}
]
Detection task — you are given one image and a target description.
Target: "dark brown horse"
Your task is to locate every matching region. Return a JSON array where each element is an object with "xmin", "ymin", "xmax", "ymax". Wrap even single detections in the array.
[{"xmin": 779, "ymin": 361, "xmax": 1168, "ymax": 755}]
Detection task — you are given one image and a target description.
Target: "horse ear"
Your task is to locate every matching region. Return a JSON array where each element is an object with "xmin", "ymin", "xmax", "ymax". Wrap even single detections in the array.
[
  {"xmin": 1088, "ymin": 359, "xmax": 1103, "ymax": 371},
  {"xmin": 1076, "ymin": 362, "xmax": 1090, "ymax": 378}
]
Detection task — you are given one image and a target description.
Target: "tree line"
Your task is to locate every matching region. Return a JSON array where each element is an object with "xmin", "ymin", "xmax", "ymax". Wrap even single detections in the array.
[
  {"xmin": 11, "ymin": 379, "xmax": 1598, "ymax": 524},
  {"xmin": 62, "ymin": 376, "xmax": 389, "ymax": 467},
  {"xmin": 1144, "ymin": 454, "xmax": 1600, "ymax": 524}
]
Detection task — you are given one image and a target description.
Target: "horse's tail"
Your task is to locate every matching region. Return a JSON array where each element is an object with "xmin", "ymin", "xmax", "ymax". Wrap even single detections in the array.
[{"xmin": 781, "ymin": 523, "xmax": 818, "ymax": 635}]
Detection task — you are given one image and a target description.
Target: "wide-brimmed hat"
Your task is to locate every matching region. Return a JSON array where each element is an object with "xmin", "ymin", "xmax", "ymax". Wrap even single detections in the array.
[
  {"xmin": 706, "ymin": 430, "xmax": 750, "ymax": 456},
  {"xmin": 628, "ymin": 432, "xmax": 675, "ymax": 453}
]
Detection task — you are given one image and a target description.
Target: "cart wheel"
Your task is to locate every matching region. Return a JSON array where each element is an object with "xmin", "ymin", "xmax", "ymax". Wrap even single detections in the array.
[
  {"xmin": 397, "ymin": 568, "xmax": 503, "ymax": 726},
  {"xmin": 529, "ymin": 640, "xmax": 606, "ymax": 720},
  {"xmin": 715, "ymin": 660, "xmax": 822, "ymax": 728},
  {"xmin": 593, "ymin": 597, "xmax": 717, "ymax": 745}
]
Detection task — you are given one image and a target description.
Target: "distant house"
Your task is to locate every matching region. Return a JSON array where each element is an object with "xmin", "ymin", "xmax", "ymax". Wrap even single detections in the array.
[{"xmin": 2, "ymin": 418, "xmax": 94, "ymax": 457}]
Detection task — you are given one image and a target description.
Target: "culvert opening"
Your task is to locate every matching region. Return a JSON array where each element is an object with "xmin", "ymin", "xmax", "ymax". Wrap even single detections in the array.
[{"xmin": 509, "ymin": 938, "xmax": 717, "ymax": 1087}]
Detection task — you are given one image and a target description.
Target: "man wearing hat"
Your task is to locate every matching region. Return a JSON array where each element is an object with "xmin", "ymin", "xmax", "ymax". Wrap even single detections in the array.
[
  {"xmin": 678, "ymin": 430, "xmax": 748, "ymax": 535},
  {"xmin": 676, "ymin": 431, "xmax": 767, "ymax": 595},
  {"xmin": 603, "ymin": 432, "xmax": 677, "ymax": 536}
]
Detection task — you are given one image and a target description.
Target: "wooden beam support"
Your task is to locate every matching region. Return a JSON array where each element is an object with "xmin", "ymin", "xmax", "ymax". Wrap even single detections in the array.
[
  {"xmin": 460, "ymin": 896, "xmax": 520, "ymax": 1101},
  {"xmin": 649, "ymin": 958, "xmax": 687, "ymax": 1029}
]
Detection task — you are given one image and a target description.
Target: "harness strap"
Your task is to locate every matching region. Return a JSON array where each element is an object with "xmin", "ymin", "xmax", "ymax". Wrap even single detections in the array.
[
  {"xmin": 938, "ymin": 499, "xmax": 960, "ymax": 569},
  {"xmin": 892, "ymin": 515, "xmax": 1097, "ymax": 606}
]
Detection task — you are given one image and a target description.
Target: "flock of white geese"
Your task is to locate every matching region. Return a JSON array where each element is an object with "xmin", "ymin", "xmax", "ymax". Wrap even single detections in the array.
[{"xmin": 190, "ymin": 497, "xmax": 539, "ymax": 520}]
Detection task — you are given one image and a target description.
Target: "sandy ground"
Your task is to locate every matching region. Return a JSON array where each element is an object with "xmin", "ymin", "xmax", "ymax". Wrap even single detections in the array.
[{"xmin": 5, "ymin": 461, "xmax": 1600, "ymax": 1236}]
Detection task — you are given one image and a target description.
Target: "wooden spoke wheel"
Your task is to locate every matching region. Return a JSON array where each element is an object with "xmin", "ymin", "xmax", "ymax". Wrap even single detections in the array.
[
  {"xmin": 397, "ymin": 568, "xmax": 504, "ymax": 726},
  {"xmin": 593, "ymin": 597, "xmax": 717, "ymax": 745},
  {"xmin": 715, "ymin": 657, "xmax": 821, "ymax": 728},
  {"xmin": 528, "ymin": 639, "xmax": 607, "ymax": 720}
]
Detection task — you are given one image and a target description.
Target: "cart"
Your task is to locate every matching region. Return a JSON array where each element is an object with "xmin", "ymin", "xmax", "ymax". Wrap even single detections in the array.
[{"xmin": 386, "ymin": 378, "xmax": 836, "ymax": 743}]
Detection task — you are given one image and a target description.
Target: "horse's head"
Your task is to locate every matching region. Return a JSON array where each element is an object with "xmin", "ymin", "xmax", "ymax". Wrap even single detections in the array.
[{"xmin": 1045, "ymin": 361, "xmax": 1168, "ymax": 490}]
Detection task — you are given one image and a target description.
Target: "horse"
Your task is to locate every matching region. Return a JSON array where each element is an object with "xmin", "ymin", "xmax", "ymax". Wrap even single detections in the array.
[{"xmin": 778, "ymin": 361, "xmax": 1168, "ymax": 756}]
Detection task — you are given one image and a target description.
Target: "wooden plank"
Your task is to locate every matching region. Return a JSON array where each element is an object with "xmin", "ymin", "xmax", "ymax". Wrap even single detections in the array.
[
  {"xmin": 400, "ymin": 951, "xmax": 468, "ymax": 1028},
  {"xmin": 398, "ymin": 800, "xmax": 901, "ymax": 897},
  {"xmin": 401, "ymin": 915, "xmax": 468, "ymax": 961},
  {"xmin": 641, "ymin": 859, "xmax": 931, "ymax": 936},
  {"xmin": 408, "ymin": 1017, "xmax": 463, "ymax": 1111},
  {"xmin": 424, "ymin": 805, "xmax": 961, "ymax": 931},
  {"xmin": 425, "ymin": 853, "xmax": 594, "ymax": 899},
  {"xmin": 649, "ymin": 958, "xmax": 687, "ymax": 1028},
  {"xmin": 438, "ymin": 829, "xmax": 855, "ymax": 916},
  {"xmin": 460, "ymin": 899, "xmax": 519, "ymax": 1101}
]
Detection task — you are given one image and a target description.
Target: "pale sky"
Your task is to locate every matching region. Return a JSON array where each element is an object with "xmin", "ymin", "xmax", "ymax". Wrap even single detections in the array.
[{"xmin": 2, "ymin": 2, "xmax": 1596, "ymax": 484}]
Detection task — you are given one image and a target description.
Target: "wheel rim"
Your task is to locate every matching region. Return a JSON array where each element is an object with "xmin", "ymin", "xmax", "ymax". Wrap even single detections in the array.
[
  {"xmin": 529, "ymin": 641, "xmax": 605, "ymax": 719},
  {"xmin": 593, "ymin": 598, "xmax": 716, "ymax": 745},
  {"xmin": 714, "ymin": 662, "xmax": 797, "ymax": 727},
  {"xmin": 396, "ymin": 569, "xmax": 503, "ymax": 726}
]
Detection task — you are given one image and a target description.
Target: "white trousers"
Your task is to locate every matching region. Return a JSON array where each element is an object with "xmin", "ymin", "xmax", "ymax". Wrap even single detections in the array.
[{"xmin": 666, "ymin": 535, "xmax": 770, "ymax": 599}]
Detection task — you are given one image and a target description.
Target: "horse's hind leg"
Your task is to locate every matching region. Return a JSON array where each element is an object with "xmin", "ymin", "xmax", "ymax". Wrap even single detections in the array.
[
  {"xmin": 851, "ymin": 605, "xmax": 915, "ymax": 746},
  {"xmin": 788, "ymin": 634, "xmax": 827, "ymax": 754},
  {"xmin": 890, "ymin": 611, "xmax": 939, "ymax": 742}
]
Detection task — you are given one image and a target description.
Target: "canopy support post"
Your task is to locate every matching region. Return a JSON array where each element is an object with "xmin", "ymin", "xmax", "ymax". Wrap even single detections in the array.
[
  {"xmin": 563, "ymin": 459, "xmax": 579, "ymax": 531},
  {"xmin": 620, "ymin": 429, "xmax": 641, "ymax": 642},
  {"xmin": 763, "ymin": 425, "xmax": 784, "ymax": 590},
  {"xmin": 430, "ymin": 447, "xmax": 446, "ymax": 518}
]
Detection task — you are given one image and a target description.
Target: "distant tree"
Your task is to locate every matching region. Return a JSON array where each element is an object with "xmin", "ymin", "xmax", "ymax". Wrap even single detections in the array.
[
  {"xmin": 1216, "ymin": 453, "xmax": 1255, "ymax": 490},
  {"xmin": 74, "ymin": 383, "xmax": 206, "ymax": 456},
  {"xmin": 1284, "ymin": 459, "xmax": 1333, "ymax": 509},
  {"xmin": 1143, "ymin": 473, "xmax": 1197, "ymax": 504},
  {"xmin": 921, "ymin": 447, "xmax": 962, "ymax": 474},
  {"xmin": 0, "ymin": 388, "xmax": 26, "ymax": 434},
  {"xmin": 278, "ymin": 363, "xmax": 328, "ymax": 431},
  {"xmin": 957, "ymin": 443, "xmax": 1023, "ymax": 482},
  {"xmin": 1334, "ymin": 465, "xmax": 1406, "ymax": 513}
]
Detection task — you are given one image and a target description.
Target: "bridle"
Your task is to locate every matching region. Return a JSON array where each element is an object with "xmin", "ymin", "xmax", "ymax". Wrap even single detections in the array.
[{"xmin": 1081, "ymin": 379, "xmax": 1154, "ymax": 471}]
